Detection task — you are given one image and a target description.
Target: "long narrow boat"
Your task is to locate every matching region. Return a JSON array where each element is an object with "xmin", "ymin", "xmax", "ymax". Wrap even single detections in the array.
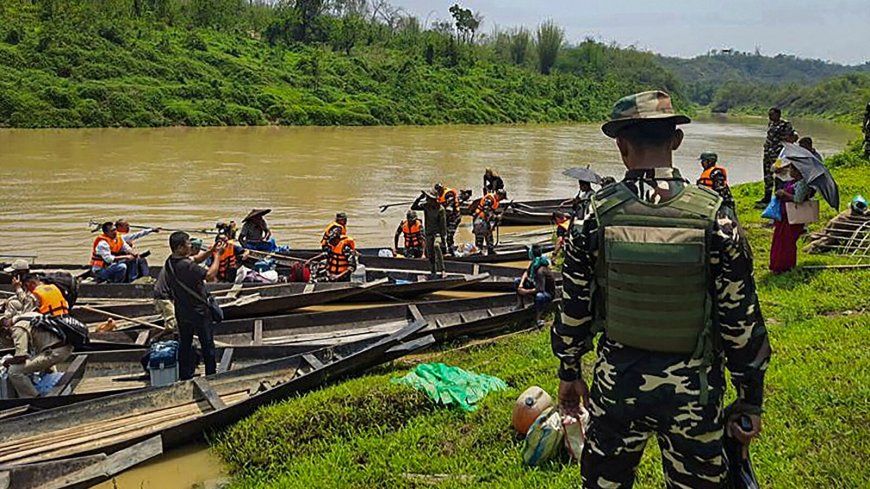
[
  {"xmin": 69, "ymin": 279, "xmax": 387, "ymax": 323},
  {"xmin": 0, "ymin": 322, "xmax": 428, "ymax": 469},
  {"xmin": 2, "ymin": 270, "xmax": 488, "ymax": 307},
  {"xmin": 0, "ymin": 436, "xmax": 163, "ymax": 489},
  {"xmin": 0, "ymin": 345, "xmax": 325, "ymax": 412},
  {"xmin": 94, "ymin": 294, "xmax": 556, "ymax": 351}
]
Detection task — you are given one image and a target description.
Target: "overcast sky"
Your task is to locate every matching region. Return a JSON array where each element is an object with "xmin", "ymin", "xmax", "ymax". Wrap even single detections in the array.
[{"xmin": 394, "ymin": 0, "xmax": 870, "ymax": 65}]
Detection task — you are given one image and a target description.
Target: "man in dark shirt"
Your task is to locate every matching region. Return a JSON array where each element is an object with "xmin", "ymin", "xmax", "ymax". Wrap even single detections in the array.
[
  {"xmin": 483, "ymin": 168, "xmax": 504, "ymax": 195},
  {"xmin": 164, "ymin": 231, "xmax": 222, "ymax": 380},
  {"xmin": 411, "ymin": 191, "xmax": 447, "ymax": 276}
]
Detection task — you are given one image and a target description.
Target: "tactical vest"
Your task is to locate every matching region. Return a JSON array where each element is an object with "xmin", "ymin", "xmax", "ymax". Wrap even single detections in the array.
[{"xmin": 591, "ymin": 182, "xmax": 722, "ymax": 401}]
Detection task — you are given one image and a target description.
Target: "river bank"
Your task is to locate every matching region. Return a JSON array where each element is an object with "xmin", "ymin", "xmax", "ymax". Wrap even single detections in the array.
[{"xmin": 212, "ymin": 150, "xmax": 870, "ymax": 488}]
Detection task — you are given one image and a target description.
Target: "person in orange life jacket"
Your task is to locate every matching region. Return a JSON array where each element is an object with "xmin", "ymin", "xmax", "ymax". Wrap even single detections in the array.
[
  {"xmin": 697, "ymin": 152, "xmax": 735, "ymax": 209},
  {"xmin": 115, "ymin": 219, "xmax": 161, "ymax": 283},
  {"xmin": 0, "ymin": 293, "xmax": 73, "ymax": 398},
  {"xmin": 204, "ymin": 234, "xmax": 250, "ymax": 283},
  {"xmin": 22, "ymin": 274, "xmax": 69, "ymax": 317},
  {"xmin": 325, "ymin": 229, "xmax": 358, "ymax": 282},
  {"xmin": 321, "ymin": 212, "xmax": 349, "ymax": 252},
  {"xmin": 394, "ymin": 210, "xmax": 425, "ymax": 259},
  {"xmin": 434, "ymin": 183, "xmax": 461, "ymax": 256},
  {"xmin": 91, "ymin": 222, "xmax": 139, "ymax": 283},
  {"xmin": 552, "ymin": 210, "xmax": 572, "ymax": 257},
  {"xmin": 469, "ymin": 188, "xmax": 507, "ymax": 255}
]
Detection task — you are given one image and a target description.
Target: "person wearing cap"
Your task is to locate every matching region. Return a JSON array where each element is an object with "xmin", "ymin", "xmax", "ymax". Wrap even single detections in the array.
[
  {"xmin": 1, "ymin": 300, "xmax": 74, "ymax": 398},
  {"xmin": 3, "ymin": 260, "xmax": 38, "ymax": 314},
  {"xmin": 696, "ymin": 151, "xmax": 735, "ymax": 209},
  {"xmin": 321, "ymin": 213, "xmax": 349, "ymax": 252},
  {"xmin": 758, "ymin": 107, "xmax": 795, "ymax": 208},
  {"xmin": 91, "ymin": 221, "xmax": 139, "ymax": 283},
  {"xmin": 434, "ymin": 183, "xmax": 461, "ymax": 256},
  {"xmin": 553, "ymin": 90, "xmax": 770, "ymax": 488},
  {"xmin": 393, "ymin": 210, "xmax": 425, "ymax": 259},
  {"xmin": 411, "ymin": 191, "xmax": 447, "ymax": 276}
]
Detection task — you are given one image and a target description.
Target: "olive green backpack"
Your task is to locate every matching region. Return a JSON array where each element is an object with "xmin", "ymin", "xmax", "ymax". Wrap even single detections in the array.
[{"xmin": 591, "ymin": 182, "xmax": 723, "ymax": 403}]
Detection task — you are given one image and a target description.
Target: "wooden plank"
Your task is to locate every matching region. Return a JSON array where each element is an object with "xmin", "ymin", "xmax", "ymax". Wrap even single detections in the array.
[
  {"xmin": 302, "ymin": 353, "xmax": 324, "ymax": 370},
  {"xmin": 135, "ymin": 330, "xmax": 150, "ymax": 346},
  {"xmin": 47, "ymin": 355, "xmax": 88, "ymax": 397},
  {"xmin": 253, "ymin": 320, "xmax": 263, "ymax": 345},
  {"xmin": 218, "ymin": 348, "xmax": 234, "ymax": 374},
  {"xmin": 458, "ymin": 313, "xmax": 468, "ymax": 324},
  {"xmin": 486, "ymin": 308, "xmax": 495, "ymax": 317},
  {"xmin": 473, "ymin": 264, "xmax": 480, "ymax": 275},
  {"xmin": 0, "ymin": 405, "xmax": 30, "ymax": 421},
  {"xmin": 40, "ymin": 435, "xmax": 163, "ymax": 489},
  {"xmin": 407, "ymin": 304, "xmax": 425, "ymax": 324},
  {"xmin": 192, "ymin": 377, "xmax": 227, "ymax": 411}
]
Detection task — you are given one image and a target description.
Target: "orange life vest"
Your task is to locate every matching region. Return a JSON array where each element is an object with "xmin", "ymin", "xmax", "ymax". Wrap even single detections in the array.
[
  {"xmin": 401, "ymin": 219, "xmax": 424, "ymax": 249},
  {"xmin": 217, "ymin": 240, "xmax": 238, "ymax": 281},
  {"xmin": 474, "ymin": 193, "xmax": 500, "ymax": 219},
  {"xmin": 33, "ymin": 284, "xmax": 69, "ymax": 316},
  {"xmin": 697, "ymin": 165, "xmax": 728, "ymax": 188},
  {"xmin": 437, "ymin": 188, "xmax": 459, "ymax": 213},
  {"xmin": 90, "ymin": 234, "xmax": 125, "ymax": 269},
  {"xmin": 556, "ymin": 218, "xmax": 571, "ymax": 236},
  {"xmin": 327, "ymin": 237, "xmax": 356, "ymax": 275},
  {"xmin": 320, "ymin": 222, "xmax": 348, "ymax": 248}
]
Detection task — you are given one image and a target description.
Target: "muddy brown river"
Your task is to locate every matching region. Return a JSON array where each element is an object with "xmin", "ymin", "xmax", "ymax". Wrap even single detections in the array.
[{"xmin": 0, "ymin": 116, "xmax": 856, "ymax": 488}]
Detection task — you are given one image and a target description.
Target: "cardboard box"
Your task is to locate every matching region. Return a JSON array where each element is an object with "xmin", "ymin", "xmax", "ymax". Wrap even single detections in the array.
[{"xmin": 786, "ymin": 200, "xmax": 820, "ymax": 225}]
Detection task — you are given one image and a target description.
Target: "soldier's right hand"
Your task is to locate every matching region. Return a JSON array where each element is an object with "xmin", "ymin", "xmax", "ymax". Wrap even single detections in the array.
[
  {"xmin": 729, "ymin": 413, "xmax": 762, "ymax": 459},
  {"xmin": 558, "ymin": 379, "xmax": 590, "ymax": 416}
]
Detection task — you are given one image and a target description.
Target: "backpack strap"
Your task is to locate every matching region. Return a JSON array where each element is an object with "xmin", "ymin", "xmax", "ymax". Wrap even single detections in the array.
[{"xmin": 165, "ymin": 259, "xmax": 210, "ymax": 309}]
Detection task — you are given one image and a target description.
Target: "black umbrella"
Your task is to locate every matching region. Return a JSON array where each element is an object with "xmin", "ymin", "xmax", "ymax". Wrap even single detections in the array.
[
  {"xmin": 562, "ymin": 167, "xmax": 601, "ymax": 184},
  {"xmin": 781, "ymin": 143, "xmax": 840, "ymax": 210}
]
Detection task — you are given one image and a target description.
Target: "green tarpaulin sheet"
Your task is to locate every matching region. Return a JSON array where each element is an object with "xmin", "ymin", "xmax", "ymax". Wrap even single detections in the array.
[{"xmin": 392, "ymin": 362, "xmax": 507, "ymax": 412}]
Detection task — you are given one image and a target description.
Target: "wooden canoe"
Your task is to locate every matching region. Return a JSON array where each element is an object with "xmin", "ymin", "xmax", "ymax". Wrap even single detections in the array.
[
  {"xmin": 68, "ymin": 279, "xmax": 387, "ymax": 323},
  {"xmin": 0, "ymin": 322, "xmax": 429, "ymax": 468},
  {"xmin": 94, "ymin": 293, "xmax": 556, "ymax": 351},
  {"xmin": 0, "ymin": 345, "xmax": 327, "ymax": 412}
]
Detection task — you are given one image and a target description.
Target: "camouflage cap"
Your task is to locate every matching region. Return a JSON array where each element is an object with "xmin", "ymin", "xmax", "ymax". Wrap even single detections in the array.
[
  {"xmin": 601, "ymin": 90, "xmax": 690, "ymax": 138},
  {"xmin": 699, "ymin": 152, "xmax": 718, "ymax": 162}
]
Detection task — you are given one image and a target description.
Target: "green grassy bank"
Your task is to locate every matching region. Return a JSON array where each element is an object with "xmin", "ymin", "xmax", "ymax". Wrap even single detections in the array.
[{"xmin": 213, "ymin": 149, "xmax": 870, "ymax": 488}]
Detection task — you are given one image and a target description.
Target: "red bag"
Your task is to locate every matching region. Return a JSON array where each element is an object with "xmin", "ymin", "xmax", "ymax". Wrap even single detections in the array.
[{"xmin": 287, "ymin": 262, "xmax": 311, "ymax": 283}]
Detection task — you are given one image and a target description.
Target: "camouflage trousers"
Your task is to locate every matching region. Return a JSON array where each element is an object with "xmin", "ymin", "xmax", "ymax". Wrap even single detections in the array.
[
  {"xmin": 473, "ymin": 217, "xmax": 495, "ymax": 253},
  {"xmin": 424, "ymin": 232, "xmax": 444, "ymax": 274},
  {"xmin": 444, "ymin": 212, "xmax": 461, "ymax": 254},
  {"xmin": 581, "ymin": 339, "xmax": 727, "ymax": 489},
  {"xmin": 762, "ymin": 155, "xmax": 775, "ymax": 198}
]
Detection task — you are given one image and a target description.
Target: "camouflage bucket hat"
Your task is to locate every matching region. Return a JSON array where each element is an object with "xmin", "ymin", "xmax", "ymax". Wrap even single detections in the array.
[{"xmin": 601, "ymin": 90, "xmax": 691, "ymax": 138}]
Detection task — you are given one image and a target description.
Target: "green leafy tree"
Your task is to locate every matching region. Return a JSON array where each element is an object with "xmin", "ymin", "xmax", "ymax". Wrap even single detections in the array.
[
  {"xmin": 535, "ymin": 20, "xmax": 563, "ymax": 75},
  {"xmin": 448, "ymin": 3, "xmax": 481, "ymax": 44},
  {"xmin": 509, "ymin": 28, "xmax": 531, "ymax": 66}
]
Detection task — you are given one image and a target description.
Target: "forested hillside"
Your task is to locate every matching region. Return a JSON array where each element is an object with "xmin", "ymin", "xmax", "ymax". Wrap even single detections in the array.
[{"xmin": 0, "ymin": 0, "xmax": 680, "ymax": 128}]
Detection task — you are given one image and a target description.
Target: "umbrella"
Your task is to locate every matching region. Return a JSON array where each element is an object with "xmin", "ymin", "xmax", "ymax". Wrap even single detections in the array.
[
  {"xmin": 780, "ymin": 143, "xmax": 840, "ymax": 210},
  {"xmin": 562, "ymin": 167, "xmax": 601, "ymax": 184},
  {"xmin": 243, "ymin": 208, "xmax": 272, "ymax": 222}
]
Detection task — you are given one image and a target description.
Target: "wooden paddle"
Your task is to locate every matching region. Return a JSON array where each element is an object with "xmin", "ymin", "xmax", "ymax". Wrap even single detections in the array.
[
  {"xmin": 76, "ymin": 305, "xmax": 164, "ymax": 331},
  {"xmin": 87, "ymin": 220, "xmax": 217, "ymax": 235},
  {"xmin": 379, "ymin": 201, "xmax": 415, "ymax": 213}
]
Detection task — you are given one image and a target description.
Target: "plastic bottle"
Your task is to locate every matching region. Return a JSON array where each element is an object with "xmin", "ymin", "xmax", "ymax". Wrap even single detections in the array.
[{"xmin": 351, "ymin": 264, "xmax": 367, "ymax": 283}]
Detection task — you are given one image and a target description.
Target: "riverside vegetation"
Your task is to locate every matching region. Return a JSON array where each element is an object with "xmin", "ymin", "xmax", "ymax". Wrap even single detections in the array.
[
  {"xmin": 3, "ymin": 1, "xmax": 869, "ymax": 129},
  {"xmin": 0, "ymin": 0, "xmax": 681, "ymax": 128},
  {"xmin": 213, "ymin": 145, "xmax": 870, "ymax": 488}
]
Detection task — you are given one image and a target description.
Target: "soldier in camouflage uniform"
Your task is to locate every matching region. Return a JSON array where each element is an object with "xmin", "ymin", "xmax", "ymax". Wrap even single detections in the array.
[
  {"xmin": 863, "ymin": 103, "xmax": 870, "ymax": 157},
  {"xmin": 758, "ymin": 107, "xmax": 794, "ymax": 207},
  {"xmin": 553, "ymin": 91, "xmax": 771, "ymax": 488}
]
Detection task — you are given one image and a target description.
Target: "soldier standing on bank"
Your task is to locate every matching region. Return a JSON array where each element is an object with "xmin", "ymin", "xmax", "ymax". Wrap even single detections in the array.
[
  {"xmin": 553, "ymin": 91, "xmax": 772, "ymax": 488},
  {"xmin": 757, "ymin": 107, "xmax": 794, "ymax": 208},
  {"xmin": 863, "ymin": 102, "xmax": 870, "ymax": 157}
]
